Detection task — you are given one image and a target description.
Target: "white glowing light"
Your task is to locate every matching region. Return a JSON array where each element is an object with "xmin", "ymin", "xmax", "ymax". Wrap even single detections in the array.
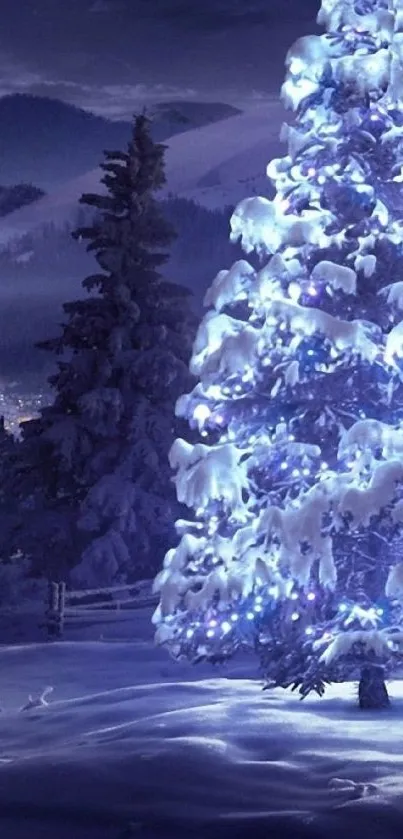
[
  {"xmin": 305, "ymin": 627, "xmax": 314, "ymax": 636},
  {"xmin": 247, "ymin": 612, "xmax": 255, "ymax": 620},
  {"xmin": 231, "ymin": 614, "xmax": 239, "ymax": 622},
  {"xmin": 291, "ymin": 612, "xmax": 300, "ymax": 621},
  {"xmin": 206, "ymin": 629, "xmax": 215, "ymax": 638},
  {"xmin": 307, "ymin": 592, "xmax": 316, "ymax": 601},
  {"xmin": 205, "ymin": 384, "xmax": 222, "ymax": 400},
  {"xmin": 222, "ymin": 621, "xmax": 232, "ymax": 633},
  {"xmin": 280, "ymin": 461, "xmax": 288, "ymax": 470},
  {"xmin": 186, "ymin": 629, "xmax": 194, "ymax": 639},
  {"xmin": 193, "ymin": 404, "xmax": 211, "ymax": 424},
  {"xmin": 288, "ymin": 282, "xmax": 301, "ymax": 303}
]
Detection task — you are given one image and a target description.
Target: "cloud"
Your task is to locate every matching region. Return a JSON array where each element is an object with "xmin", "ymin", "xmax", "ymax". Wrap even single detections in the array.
[{"xmin": 0, "ymin": 0, "xmax": 320, "ymax": 119}]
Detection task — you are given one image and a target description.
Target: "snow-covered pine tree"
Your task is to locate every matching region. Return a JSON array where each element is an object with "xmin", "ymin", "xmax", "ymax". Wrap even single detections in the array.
[
  {"xmin": 153, "ymin": 0, "xmax": 403, "ymax": 708},
  {"xmin": 13, "ymin": 114, "xmax": 195, "ymax": 585}
]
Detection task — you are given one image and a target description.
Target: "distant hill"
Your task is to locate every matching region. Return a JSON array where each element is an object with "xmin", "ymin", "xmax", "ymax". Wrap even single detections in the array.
[
  {"xmin": 0, "ymin": 184, "xmax": 45, "ymax": 218},
  {"xmin": 0, "ymin": 102, "xmax": 283, "ymax": 247},
  {"xmin": 0, "ymin": 94, "xmax": 240, "ymax": 191}
]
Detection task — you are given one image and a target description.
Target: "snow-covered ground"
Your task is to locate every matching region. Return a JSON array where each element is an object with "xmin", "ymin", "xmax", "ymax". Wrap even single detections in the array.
[{"xmin": 1, "ymin": 607, "xmax": 403, "ymax": 839}]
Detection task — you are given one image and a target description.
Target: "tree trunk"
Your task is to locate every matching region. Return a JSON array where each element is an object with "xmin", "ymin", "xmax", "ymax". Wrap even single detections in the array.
[{"xmin": 358, "ymin": 665, "xmax": 390, "ymax": 710}]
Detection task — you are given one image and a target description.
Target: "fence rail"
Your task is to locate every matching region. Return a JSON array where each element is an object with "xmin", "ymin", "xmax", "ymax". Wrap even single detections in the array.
[{"xmin": 46, "ymin": 579, "xmax": 157, "ymax": 639}]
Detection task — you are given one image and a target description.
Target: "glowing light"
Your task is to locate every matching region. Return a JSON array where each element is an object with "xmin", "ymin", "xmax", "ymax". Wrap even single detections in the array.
[
  {"xmin": 231, "ymin": 613, "xmax": 239, "ymax": 622},
  {"xmin": 247, "ymin": 612, "xmax": 255, "ymax": 620},
  {"xmin": 280, "ymin": 461, "xmax": 288, "ymax": 470},
  {"xmin": 307, "ymin": 285, "xmax": 317, "ymax": 297},
  {"xmin": 222, "ymin": 621, "xmax": 232, "ymax": 634},
  {"xmin": 291, "ymin": 592, "xmax": 298, "ymax": 601},
  {"xmin": 305, "ymin": 627, "xmax": 314, "ymax": 636},
  {"xmin": 186, "ymin": 629, "xmax": 194, "ymax": 639},
  {"xmin": 339, "ymin": 603, "xmax": 348, "ymax": 613},
  {"xmin": 206, "ymin": 629, "xmax": 215, "ymax": 638},
  {"xmin": 288, "ymin": 282, "xmax": 301, "ymax": 303},
  {"xmin": 292, "ymin": 468, "xmax": 300, "ymax": 478},
  {"xmin": 307, "ymin": 592, "xmax": 316, "ymax": 601},
  {"xmin": 291, "ymin": 612, "xmax": 300, "ymax": 621}
]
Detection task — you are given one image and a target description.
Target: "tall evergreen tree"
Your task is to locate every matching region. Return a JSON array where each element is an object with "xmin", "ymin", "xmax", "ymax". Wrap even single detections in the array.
[
  {"xmin": 153, "ymin": 0, "xmax": 403, "ymax": 708},
  {"xmin": 12, "ymin": 114, "xmax": 195, "ymax": 585}
]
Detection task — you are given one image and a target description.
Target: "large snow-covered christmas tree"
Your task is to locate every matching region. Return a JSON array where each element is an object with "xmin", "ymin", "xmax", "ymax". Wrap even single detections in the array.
[{"xmin": 153, "ymin": 0, "xmax": 403, "ymax": 707}]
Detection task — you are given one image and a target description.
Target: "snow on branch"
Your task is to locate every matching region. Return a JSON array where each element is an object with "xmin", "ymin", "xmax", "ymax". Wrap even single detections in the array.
[
  {"xmin": 169, "ymin": 438, "xmax": 250, "ymax": 512},
  {"xmin": 230, "ymin": 197, "xmax": 333, "ymax": 256},
  {"xmin": 265, "ymin": 298, "xmax": 379, "ymax": 361},
  {"xmin": 318, "ymin": 629, "xmax": 391, "ymax": 665},
  {"xmin": 338, "ymin": 419, "xmax": 403, "ymax": 460},
  {"xmin": 204, "ymin": 260, "xmax": 255, "ymax": 312}
]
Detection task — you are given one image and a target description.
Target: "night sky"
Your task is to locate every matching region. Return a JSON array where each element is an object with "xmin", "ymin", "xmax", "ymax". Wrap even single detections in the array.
[{"xmin": 0, "ymin": 0, "xmax": 319, "ymax": 118}]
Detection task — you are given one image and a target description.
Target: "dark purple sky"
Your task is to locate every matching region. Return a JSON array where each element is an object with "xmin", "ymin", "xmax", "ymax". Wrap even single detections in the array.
[{"xmin": 0, "ymin": 0, "xmax": 319, "ymax": 118}]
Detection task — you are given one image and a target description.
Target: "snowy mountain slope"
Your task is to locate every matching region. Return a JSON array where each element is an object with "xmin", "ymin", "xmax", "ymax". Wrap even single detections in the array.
[
  {"xmin": 0, "ymin": 609, "xmax": 403, "ymax": 839},
  {"xmin": 0, "ymin": 95, "xmax": 240, "ymax": 190},
  {"xmin": 0, "ymin": 101, "xmax": 285, "ymax": 246}
]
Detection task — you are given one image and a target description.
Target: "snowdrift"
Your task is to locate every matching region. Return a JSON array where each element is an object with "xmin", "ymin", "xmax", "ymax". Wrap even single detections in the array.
[{"xmin": 1, "ymin": 607, "xmax": 403, "ymax": 839}]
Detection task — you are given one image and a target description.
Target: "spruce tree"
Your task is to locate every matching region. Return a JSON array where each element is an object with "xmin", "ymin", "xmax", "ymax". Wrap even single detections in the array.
[
  {"xmin": 153, "ymin": 0, "xmax": 403, "ymax": 708},
  {"xmin": 13, "ymin": 114, "xmax": 195, "ymax": 585}
]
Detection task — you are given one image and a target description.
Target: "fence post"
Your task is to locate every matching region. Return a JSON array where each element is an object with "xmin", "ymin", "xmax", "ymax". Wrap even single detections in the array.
[
  {"xmin": 58, "ymin": 582, "xmax": 66, "ymax": 638},
  {"xmin": 46, "ymin": 581, "xmax": 66, "ymax": 640}
]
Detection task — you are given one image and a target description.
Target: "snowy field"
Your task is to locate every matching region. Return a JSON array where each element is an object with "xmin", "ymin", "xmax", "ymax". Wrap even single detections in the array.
[{"xmin": 1, "ymin": 608, "xmax": 403, "ymax": 839}]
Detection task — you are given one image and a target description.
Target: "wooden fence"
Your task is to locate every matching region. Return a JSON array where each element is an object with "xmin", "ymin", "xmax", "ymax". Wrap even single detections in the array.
[{"xmin": 45, "ymin": 579, "xmax": 157, "ymax": 639}]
